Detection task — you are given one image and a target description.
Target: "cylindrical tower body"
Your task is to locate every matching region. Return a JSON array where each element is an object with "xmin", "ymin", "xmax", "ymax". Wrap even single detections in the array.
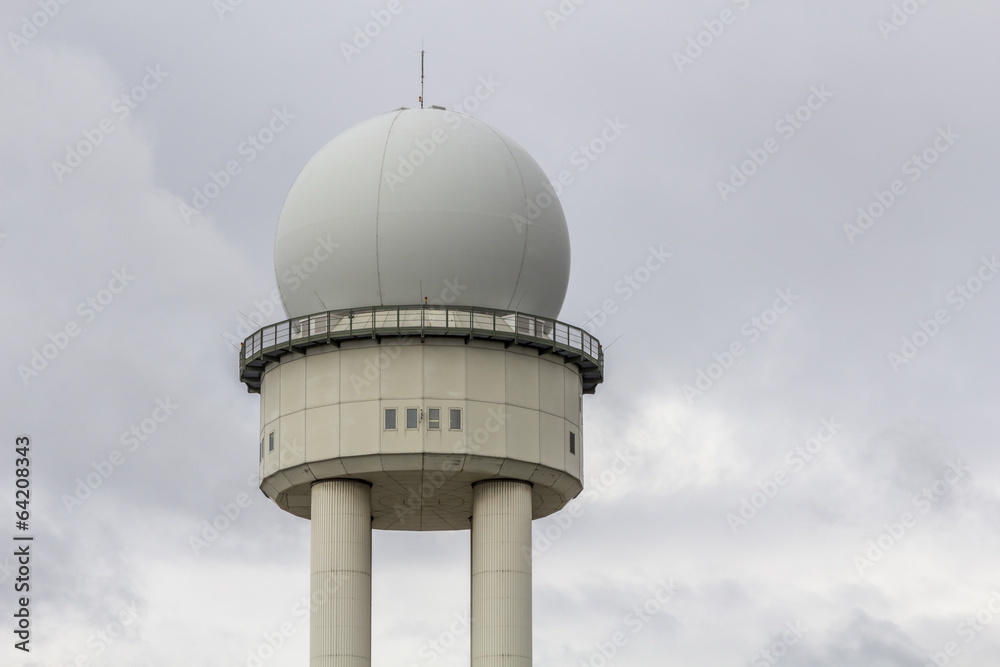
[
  {"xmin": 253, "ymin": 335, "xmax": 591, "ymax": 527},
  {"xmin": 310, "ymin": 480, "xmax": 372, "ymax": 667},
  {"xmin": 471, "ymin": 480, "xmax": 533, "ymax": 667}
]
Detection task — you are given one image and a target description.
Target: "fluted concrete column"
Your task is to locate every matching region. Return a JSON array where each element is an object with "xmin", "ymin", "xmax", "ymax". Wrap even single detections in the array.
[
  {"xmin": 471, "ymin": 480, "xmax": 532, "ymax": 667},
  {"xmin": 311, "ymin": 480, "xmax": 372, "ymax": 667}
]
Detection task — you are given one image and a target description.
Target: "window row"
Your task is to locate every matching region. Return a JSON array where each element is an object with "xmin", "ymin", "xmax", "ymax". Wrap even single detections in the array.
[
  {"xmin": 259, "ymin": 432, "xmax": 275, "ymax": 461},
  {"xmin": 259, "ymin": 413, "xmax": 577, "ymax": 460},
  {"xmin": 260, "ymin": 420, "xmax": 576, "ymax": 461},
  {"xmin": 384, "ymin": 407, "xmax": 461, "ymax": 431},
  {"xmin": 259, "ymin": 409, "xmax": 463, "ymax": 460}
]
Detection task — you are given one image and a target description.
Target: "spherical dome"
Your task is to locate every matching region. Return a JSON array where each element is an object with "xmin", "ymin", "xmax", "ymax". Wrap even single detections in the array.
[{"xmin": 274, "ymin": 108, "xmax": 571, "ymax": 319}]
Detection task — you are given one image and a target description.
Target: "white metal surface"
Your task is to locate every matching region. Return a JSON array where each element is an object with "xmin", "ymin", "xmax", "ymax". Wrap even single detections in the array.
[
  {"xmin": 310, "ymin": 480, "xmax": 372, "ymax": 667},
  {"xmin": 274, "ymin": 108, "xmax": 571, "ymax": 320},
  {"xmin": 471, "ymin": 480, "xmax": 533, "ymax": 666}
]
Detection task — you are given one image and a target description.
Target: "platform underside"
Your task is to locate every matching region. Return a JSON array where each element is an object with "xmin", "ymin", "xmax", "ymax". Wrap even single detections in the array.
[{"xmin": 261, "ymin": 453, "xmax": 583, "ymax": 530}]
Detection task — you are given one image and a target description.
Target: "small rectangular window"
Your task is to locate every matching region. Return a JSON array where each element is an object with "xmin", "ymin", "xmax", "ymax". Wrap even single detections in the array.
[
  {"xmin": 449, "ymin": 408, "xmax": 462, "ymax": 431},
  {"xmin": 569, "ymin": 432, "xmax": 576, "ymax": 455},
  {"xmin": 268, "ymin": 432, "xmax": 274, "ymax": 452},
  {"xmin": 260, "ymin": 438, "xmax": 264, "ymax": 460},
  {"xmin": 427, "ymin": 408, "xmax": 440, "ymax": 430},
  {"xmin": 406, "ymin": 407, "xmax": 419, "ymax": 430},
  {"xmin": 385, "ymin": 408, "xmax": 397, "ymax": 430}
]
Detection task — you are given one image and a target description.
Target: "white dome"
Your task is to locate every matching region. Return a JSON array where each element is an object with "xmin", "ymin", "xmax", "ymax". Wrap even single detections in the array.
[{"xmin": 274, "ymin": 108, "xmax": 571, "ymax": 319}]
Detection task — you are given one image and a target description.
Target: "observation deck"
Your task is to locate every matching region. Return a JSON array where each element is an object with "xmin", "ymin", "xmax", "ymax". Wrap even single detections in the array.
[{"xmin": 239, "ymin": 304, "xmax": 604, "ymax": 394}]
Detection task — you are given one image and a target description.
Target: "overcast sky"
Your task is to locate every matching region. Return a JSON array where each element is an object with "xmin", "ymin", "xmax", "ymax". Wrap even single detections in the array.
[{"xmin": 3, "ymin": 1, "xmax": 1000, "ymax": 665}]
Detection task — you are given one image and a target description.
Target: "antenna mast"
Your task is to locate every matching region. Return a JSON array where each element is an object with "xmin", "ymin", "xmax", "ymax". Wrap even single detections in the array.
[{"xmin": 419, "ymin": 49, "xmax": 425, "ymax": 108}]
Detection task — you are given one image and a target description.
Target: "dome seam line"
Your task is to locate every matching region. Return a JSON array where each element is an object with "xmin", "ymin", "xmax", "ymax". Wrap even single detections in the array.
[
  {"xmin": 483, "ymin": 124, "xmax": 531, "ymax": 312},
  {"xmin": 373, "ymin": 109, "xmax": 405, "ymax": 306}
]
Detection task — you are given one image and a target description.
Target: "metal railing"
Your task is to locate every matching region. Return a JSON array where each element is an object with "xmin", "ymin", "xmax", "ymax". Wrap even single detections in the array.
[{"xmin": 239, "ymin": 304, "xmax": 604, "ymax": 393}]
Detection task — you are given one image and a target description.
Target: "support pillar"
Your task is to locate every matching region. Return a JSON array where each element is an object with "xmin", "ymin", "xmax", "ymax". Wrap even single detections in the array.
[
  {"xmin": 310, "ymin": 480, "xmax": 372, "ymax": 667},
  {"xmin": 471, "ymin": 479, "xmax": 532, "ymax": 666}
]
